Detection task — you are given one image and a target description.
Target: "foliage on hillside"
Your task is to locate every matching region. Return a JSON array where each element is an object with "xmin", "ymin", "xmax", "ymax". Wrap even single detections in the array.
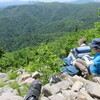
[
  {"xmin": 0, "ymin": 22, "xmax": 100, "ymax": 84},
  {"xmin": 0, "ymin": 3, "xmax": 100, "ymax": 51}
]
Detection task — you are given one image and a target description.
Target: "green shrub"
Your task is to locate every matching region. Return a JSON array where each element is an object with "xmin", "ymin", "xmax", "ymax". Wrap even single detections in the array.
[
  {"xmin": 19, "ymin": 83, "xmax": 30, "ymax": 97},
  {"xmin": 9, "ymin": 81, "xmax": 19, "ymax": 89},
  {"xmin": 9, "ymin": 81, "xmax": 21, "ymax": 95},
  {"xmin": 86, "ymin": 75, "xmax": 94, "ymax": 81},
  {"xmin": 8, "ymin": 72, "xmax": 19, "ymax": 80},
  {"xmin": 0, "ymin": 81, "xmax": 5, "ymax": 87}
]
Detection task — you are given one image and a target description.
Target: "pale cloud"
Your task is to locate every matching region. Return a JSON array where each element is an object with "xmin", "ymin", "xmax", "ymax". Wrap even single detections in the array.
[
  {"xmin": 0, "ymin": 0, "xmax": 99, "ymax": 2},
  {"xmin": 48, "ymin": 0, "xmax": 77, "ymax": 2},
  {"xmin": 0, "ymin": 0, "xmax": 12, "ymax": 2},
  {"xmin": 32, "ymin": 0, "xmax": 77, "ymax": 2},
  {"xmin": 94, "ymin": 0, "xmax": 100, "ymax": 1},
  {"xmin": 0, "ymin": 0, "xmax": 78, "ymax": 2}
]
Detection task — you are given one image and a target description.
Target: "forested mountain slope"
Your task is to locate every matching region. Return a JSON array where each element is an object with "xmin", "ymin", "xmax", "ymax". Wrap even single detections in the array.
[
  {"xmin": 0, "ymin": 3, "xmax": 100, "ymax": 51},
  {"xmin": 0, "ymin": 21, "xmax": 100, "ymax": 84}
]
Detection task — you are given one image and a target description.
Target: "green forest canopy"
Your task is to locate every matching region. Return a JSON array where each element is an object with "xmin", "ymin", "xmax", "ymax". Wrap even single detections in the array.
[
  {"xmin": 0, "ymin": 21, "xmax": 100, "ymax": 84},
  {"xmin": 0, "ymin": 2, "xmax": 100, "ymax": 51}
]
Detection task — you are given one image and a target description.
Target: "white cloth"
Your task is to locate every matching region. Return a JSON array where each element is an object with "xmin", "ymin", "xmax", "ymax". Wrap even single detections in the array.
[{"xmin": 82, "ymin": 55, "xmax": 94, "ymax": 67}]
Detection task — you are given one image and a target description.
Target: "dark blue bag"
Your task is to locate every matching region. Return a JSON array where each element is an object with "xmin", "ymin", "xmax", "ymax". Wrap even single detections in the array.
[
  {"xmin": 60, "ymin": 58, "xmax": 72, "ymax": 66},
  {"xmin": 61, "ymin": 65, "xmax": 79, "ymax": 76}
]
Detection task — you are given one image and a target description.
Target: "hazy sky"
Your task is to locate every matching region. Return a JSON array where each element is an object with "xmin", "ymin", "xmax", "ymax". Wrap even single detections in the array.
[{"xmin": 0, "ymin": 0, "xmax": 100, "ymax": 2}]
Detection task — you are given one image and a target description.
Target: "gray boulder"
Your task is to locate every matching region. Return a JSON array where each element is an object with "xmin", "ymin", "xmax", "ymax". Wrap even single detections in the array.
[
  {"xmin": 77, "ymin": 88, "xmax": 94, "ymax": 100},
  {"xmin": 0, "ymin": 73, "xmax": 7, "ymax": 81},
  {"xmin": 62, "ymin": 90, "xmax": 78, "ymax": 100},
  {"xmin": 42, "ymin": 80, "xmax": 73, "ymax": 96},
  {"xmin": 85, "ymin": 82, "xmax": 100, "ymax": 99},
  {"xmin": 48, "ymin": 93, "xmax": 66, "ymax": 100},
  {"xmin": 0, "ymin": 92, "xmax": 23, "ymax": 100}
]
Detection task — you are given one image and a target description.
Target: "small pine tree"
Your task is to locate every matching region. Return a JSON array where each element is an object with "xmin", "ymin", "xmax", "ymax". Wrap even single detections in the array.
[
  {"xmin": 74, "ymin": 25, "xmax": 78, "ymax": 32},
  {"xmin": 0, "ymin": 47, "xmax": 4, "ymax": 58}
]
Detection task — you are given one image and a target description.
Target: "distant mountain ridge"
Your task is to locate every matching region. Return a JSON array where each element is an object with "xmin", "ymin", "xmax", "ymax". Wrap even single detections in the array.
[
  {"xmin": 0, "ymin": 1, "xmax": 39, "ymax": 8},
  {"xmin": 0, "ymin": 0, "xmax": 100, "ymax": 8},
  {"xmin": 70, "ymin": 0, "xmax": 100, "ymax": 4}
]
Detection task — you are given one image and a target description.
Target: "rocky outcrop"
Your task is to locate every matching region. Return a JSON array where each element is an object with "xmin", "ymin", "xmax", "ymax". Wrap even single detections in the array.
[
  {"xmin": 85, "ymin": 82, "xmax": 100, "ymax": 98},
  {"xmin": 0, "ymin": 69, "xmax": 100, "ymax": 100},
  {"xmin": 0, "ymin": 85, "xmax": 23, "ymax": 100},
  {"xmin": 0, "ymin": 92, "xmax": 23, "ymax": 100},
  {"xmin": 41, "ymin": 73, "xmax": 100, "ymax": 100},
  {"xmin": 0, "ymin": 69, "xmax": 42, "ymax": 100}
]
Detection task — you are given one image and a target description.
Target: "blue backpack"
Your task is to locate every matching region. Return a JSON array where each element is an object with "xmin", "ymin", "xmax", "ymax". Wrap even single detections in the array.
[
  {"xmin": 61, "ymin": 65, "xmax": 79, "ymax": 76},
  {"xmin": 60, "ymin": 57, "xmax": 79, "ymax": 76}
]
